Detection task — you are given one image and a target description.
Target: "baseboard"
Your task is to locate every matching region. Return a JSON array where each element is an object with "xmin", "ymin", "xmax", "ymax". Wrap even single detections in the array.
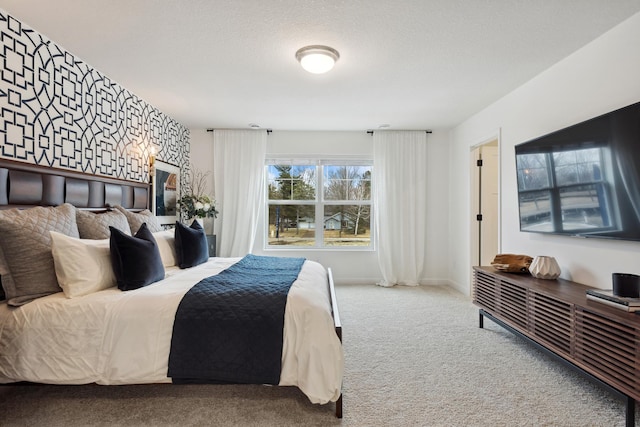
[
  {"xmin": 334, "ymin": 277, "xmax": 382, "ymax": 286},
  {"xmin": 420, "ymin": 278, "xmax": 451, "ymax": 286},
  {"xmin": 334, "ymin": 277, "xmax": 463, "ymax": 289},
  {"xmin": 447, "ymin": 279, "xmax": 470, "ymax": 296}
]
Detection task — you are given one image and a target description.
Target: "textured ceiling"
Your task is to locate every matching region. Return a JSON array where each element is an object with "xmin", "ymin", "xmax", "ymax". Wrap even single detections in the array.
[{"xmin": 1, "ymin": 0, "xmax": 640, "ymax": 131}]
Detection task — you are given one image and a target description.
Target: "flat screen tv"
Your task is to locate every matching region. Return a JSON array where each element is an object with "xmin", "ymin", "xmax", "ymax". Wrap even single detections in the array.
[{"xmin": 515, "ymin": 101, "xmax": 640, "ymax": 241}]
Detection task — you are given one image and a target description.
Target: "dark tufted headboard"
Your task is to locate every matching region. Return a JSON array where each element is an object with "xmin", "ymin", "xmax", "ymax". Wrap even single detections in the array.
[{"xmin": 0, "ymin": 159, "xmax": 150, "ymax": 211}]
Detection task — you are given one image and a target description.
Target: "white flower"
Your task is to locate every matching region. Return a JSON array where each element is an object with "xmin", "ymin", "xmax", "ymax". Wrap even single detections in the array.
[
  {"xmin": 203, "ymin": 203, "xmax": 211, "ymax": 211},
  {"xmin": 195, "ymin": 202, "xmax": 204, "ymax": 210}
]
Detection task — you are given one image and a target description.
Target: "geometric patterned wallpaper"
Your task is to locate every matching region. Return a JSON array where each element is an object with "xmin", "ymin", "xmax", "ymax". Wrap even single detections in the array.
[{"xmin": 0, "ymin": 11, "xmax": 190, "ymax": 185}]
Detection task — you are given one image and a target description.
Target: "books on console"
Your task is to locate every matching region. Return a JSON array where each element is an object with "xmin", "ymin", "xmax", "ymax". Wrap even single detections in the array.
[{"xmin": 586, "ymin": 289, "xmax": 640, "ymax": 312}]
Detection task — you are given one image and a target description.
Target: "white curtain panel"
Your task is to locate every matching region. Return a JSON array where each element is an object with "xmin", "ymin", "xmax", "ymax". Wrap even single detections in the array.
[
  {"xmin": 373, "ymin": 131, "xmax": 428, "ymax": 286},
  {"xmin": 213, "ymin": 130, "xmax": 267, "ymax": 257}
]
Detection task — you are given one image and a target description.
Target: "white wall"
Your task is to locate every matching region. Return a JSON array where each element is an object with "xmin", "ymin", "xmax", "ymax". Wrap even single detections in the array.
[
  {"xmin": 448, "ymin": 11, "xmax": 640, "ymax": 294},
  {"xmin": 190, "ymin": 129, "xmax": 451, "ymax": 285},
  {"xmin": 189, "ymin": 130, "xmax": 215, "ymax": 193}
]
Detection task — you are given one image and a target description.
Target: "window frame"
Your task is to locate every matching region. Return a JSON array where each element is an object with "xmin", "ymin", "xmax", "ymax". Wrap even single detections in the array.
[{"xmin": 265, "ymin": 157, "xmax": 374, "ymax": 251}]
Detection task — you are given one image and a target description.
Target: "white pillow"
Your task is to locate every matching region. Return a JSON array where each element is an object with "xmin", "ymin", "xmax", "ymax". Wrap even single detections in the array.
[
  {"xmin": 153, "ymin": 229, "xmax": 177, "ymax": 267},
  {"xmin": 50, "ymin": 231, "xmax": 116, "ymax": 298}
]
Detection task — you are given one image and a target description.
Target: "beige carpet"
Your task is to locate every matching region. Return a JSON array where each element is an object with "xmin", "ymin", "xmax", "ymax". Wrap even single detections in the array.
[{"xmin": 0, "ymin": 284, "xmax": 632, "ymax": 426}]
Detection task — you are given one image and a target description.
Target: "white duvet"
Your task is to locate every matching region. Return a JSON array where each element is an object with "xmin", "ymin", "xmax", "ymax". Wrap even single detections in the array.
[{"xmin": 0, "ymin": 258, "xmax": 343, "ymax": 404}]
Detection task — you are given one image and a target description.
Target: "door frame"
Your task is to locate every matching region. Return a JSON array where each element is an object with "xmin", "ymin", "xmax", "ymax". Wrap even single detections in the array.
[{"xmin": 469, "ymin": 129, "xmax": 502, "ymax": 270}]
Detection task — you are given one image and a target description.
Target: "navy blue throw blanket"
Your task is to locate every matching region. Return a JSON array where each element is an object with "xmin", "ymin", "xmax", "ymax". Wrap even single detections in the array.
[{"xmin": 168, "ymin": 254, "xmax": 305, "ymax": 385}]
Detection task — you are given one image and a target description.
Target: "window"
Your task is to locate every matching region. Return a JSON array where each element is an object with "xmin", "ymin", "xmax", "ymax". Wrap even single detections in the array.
[{"xmin": 266, "ymin": 160, "xmax": 372, "ymax": 249}]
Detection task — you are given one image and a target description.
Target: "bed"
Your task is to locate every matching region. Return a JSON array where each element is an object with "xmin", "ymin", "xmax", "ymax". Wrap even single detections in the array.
[{"xmin": 0, "ymin": 159, "xmax": 344, "ymax": 417}]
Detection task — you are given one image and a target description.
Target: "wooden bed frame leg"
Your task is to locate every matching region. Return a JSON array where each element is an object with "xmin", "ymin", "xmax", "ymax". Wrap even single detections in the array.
[{"xmin": 336, "ymin": 394, "xmax": 343, "ymax": 418}]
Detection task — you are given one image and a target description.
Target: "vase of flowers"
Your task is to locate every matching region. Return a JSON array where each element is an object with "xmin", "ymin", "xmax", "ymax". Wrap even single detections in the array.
[{"xmin": 176, "ymin": 169, "xmax": 218, "ymax": 232}]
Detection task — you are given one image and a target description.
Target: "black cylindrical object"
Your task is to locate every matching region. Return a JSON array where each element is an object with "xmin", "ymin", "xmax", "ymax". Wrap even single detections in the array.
[{"xmin": 612, "ymin": 273, "xmax": 640, "ymax": 298}]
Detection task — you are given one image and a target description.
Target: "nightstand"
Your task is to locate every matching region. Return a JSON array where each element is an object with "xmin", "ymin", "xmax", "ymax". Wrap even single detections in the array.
[{"xmin": 205, "ymin": 234, "xmax": 216, "ymax": 257}]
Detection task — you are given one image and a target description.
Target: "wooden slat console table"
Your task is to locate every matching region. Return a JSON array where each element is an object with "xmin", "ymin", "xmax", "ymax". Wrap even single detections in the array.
[{"xmin": 473, "ymin": 266, "xmax": 640, "ymax": 427}]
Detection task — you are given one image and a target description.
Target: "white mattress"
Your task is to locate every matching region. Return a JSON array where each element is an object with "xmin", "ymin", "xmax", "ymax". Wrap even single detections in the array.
[{"xmin": 0, "ymin": 258, "xmax": 343, "ymax": 404}]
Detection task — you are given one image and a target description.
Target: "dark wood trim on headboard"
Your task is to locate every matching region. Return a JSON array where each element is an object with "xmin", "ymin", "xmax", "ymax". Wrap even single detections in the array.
[{"xmin": 0, "ymin": 159, "xmax": 150, "ymax": 211}]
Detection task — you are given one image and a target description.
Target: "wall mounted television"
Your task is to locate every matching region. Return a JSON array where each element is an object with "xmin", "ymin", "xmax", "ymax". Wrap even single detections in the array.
[{"xmin": 515, "ymin": 101, "xmax": 640, "ymax": 241}]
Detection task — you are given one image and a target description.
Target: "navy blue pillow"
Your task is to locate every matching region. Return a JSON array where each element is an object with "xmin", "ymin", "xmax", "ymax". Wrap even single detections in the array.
[
  {"xmin": 174, "ymin": 220, "xmax": 209, "ymax": 269},
  {"xmin": 109, "ymin": 223, "xmax": 165, "ymax": 291}
]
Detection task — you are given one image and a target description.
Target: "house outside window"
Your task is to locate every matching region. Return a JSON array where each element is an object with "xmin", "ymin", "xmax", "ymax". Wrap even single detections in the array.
[{"xmin": 266, "ymin": 159, "xmax": 372, "ymax": 249}]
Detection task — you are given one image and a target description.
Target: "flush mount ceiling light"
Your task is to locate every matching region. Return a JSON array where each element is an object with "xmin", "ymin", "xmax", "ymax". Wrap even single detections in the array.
[{"xmin": 295, "ymin": 45, "xmax": 340, "ymax": 74}]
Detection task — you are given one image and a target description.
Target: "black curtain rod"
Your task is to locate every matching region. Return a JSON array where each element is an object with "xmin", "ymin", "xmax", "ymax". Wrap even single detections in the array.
[
  {"xmin": 206, "ymin": 128, "xmax": 272, "ymax": 133},
  {"xmin": 367, "ymin": 130, "xmax": 432, "ymax": 134}
]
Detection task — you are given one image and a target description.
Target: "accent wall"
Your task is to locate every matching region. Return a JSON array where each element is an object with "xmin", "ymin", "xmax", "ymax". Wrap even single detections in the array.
[{"xmin": 0, "ymin": 10, "xmax": 189, "ymax": 185}]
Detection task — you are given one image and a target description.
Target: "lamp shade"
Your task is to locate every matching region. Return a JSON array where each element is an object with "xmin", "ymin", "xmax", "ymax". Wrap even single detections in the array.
[{"xmin": 296, "ymin": 45, "xmax": 339, "ymax": 74}]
